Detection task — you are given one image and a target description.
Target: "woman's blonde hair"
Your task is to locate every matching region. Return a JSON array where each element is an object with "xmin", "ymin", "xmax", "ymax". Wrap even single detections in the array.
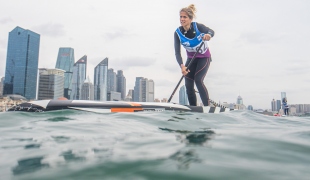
[{"xmin": 180, "ymin": 4, "xmax": 197, "ymax": 19}]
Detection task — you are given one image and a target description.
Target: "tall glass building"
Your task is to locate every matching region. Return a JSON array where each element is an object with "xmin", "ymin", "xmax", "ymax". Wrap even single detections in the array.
[
  {"xmin": 134, "ymin": 77, "xmax": 143, "ymax": 102},
  {"xmin": 133, "ymin": 77, "xmax": 153, "ymax": 102},
  {"xmin": 271, "ymin": 99, "xmax": 277, "ymax": 111},
  {"xmin": 81, "ymin": 76, "xmax": 94, "ymax": 100},
  {"xmin": 70, "ymin": 55, "xmax": 87, "ymax": 100},
  {"xmin": 3, "ymin": 26, "xmax": 40, "ymax": 100},
  {"xmin": 94, "ymin": 58, "xmax": 108, "ymax": 101},
  {"xmin": 179, "ymin": 85, "xmax": 189, "ymax": 105},
  {"xmin": 107, "ymin": 68, "xmax": 117, "ymax": 92},
  {"xmin": 140, "ymin": 78, "xmax": 148, "ymax": 102},
  {"xmin": 0, "ymin": 77, "xmax": 4, "ymax": 96},
  {"xmin": 237, "ymin": 95, "xmax": 243, "ymax": 105},
  {"xmin": 116, "ymin": 70, "xmax": 126, "ymax": 100},
  {"xmin": 55, "ymin": 47, "xmax": 75, "ymax": 99},
  {"xmin": 148, "ymin": 79, "xmax": 154, "ymax": 102},
  {"xmin": 281, "ymin": 92, "xmax": 286, "ymax": 101},
  {"xmin": 276, "ymin": 100, "xmax": 281, "ymax": 111}
]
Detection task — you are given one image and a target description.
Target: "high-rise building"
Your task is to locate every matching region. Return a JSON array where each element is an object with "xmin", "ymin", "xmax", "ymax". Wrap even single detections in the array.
[
  {"xmin": 276, "ymin": 100, "xmax": 281, "ymax": 111},
  {"xmin": 38, "ymin": 68, "xmax": 65, "ymax": 100},
  {"xmin": 3, "ymin": 26, "xmax": 40, "ymax": 100},
  {"xmin": 70, "ymin": 55, "xmax": 87, "ymax": 100},
  {"xmin": 107, "ymin": 68, "xmax": 117, "ymax": 92},
  {"xmin": 237, "ymin": 95, "xmax": 243, "ymax": 105},
  {"xmin": 134, "ymin": 77, "xmax": 143, "ymax": 102},
  {"xmin": 94, "ymin": 58, "xmax": 108, "ymax": 101},
  {"xmin": 281, "ymin": 92, "xmax": 286, "ymax": 101},
  {"xmin": 124, "ymin": 89, "xmax": 133, "ymax": 101},
  {"xmin": 0, "ymin": 77, "xmax": 4, "ymax": 96},
  {"xmin": 271, "ymin": 99, "xmax": 277, "ymax": 111},
  {"xmin": 179, "ymin": 85, "xmax": 188, "ymax": 105},
  {"xmin": 148, "ymin": 79, "xmax": 154, "ymax": 102},
  {"xmin": 116, "ymin": 70, "xmax": 126, "ymax": 100},
  {"xmin": 55, "ymin": 47, "xmax": 75, "ymax": 99},
  {"xmin": 133, "ymin": 77, "xmax": 154, "ymax": 102},
  {"xmin": 140, "ymin": 78, "xmax": 149, "ymax": 102},
  {"xmin": 81, "ymin": 76, "xmax": 94, "ymax": 100}
]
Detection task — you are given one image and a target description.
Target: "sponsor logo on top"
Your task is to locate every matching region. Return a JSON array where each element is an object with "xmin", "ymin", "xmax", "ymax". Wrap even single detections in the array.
[{"xmin": 182, "ymin": 41, "xmax": 190, "ymax": 47}]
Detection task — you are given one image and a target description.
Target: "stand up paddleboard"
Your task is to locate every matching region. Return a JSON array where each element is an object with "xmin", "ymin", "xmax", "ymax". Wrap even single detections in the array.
[{"xmin": 7, "ymin": 100, "xmax": 235, "ymax": 113}]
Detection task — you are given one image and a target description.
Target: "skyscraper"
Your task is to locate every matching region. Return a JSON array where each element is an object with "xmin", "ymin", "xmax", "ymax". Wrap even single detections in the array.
[
  {"xmin": 55, "ymin": 47, "xmax": 75, "ymax": 99},
  {"xmin": 276, "ymin": 100, "xmax": 281, "ymax": 111},
  {"xmin": 237, "ymin": 95, "xmax": 243, "ymax": 105},
  {"xmin": 94, "ymin": 58, "xmax": 108, "ymax": 101},
  {"xmin": 134, "ymin": 77, "xmax": 143, "ymax": 102},
  {"xmin": 140, "ymin": 78, "xmax": 149, "ymax": 102},
  {"xmin": 0, "ymin": 77, "xmax": 4, "ymax": 96},
  {"xmin": 37, "ymin": 68, "xmax": 65, "ymax": 100},
  {"xmin": 116, "ymin": 70, "xmax": 126, "ymax": 100},
  {"xmin": 70, "ymin": 55, "xmax": 87, "ymax": 100},
  {"xmin": 148, "ymin": 79, "xmax": 154, "ymax": 102},
  {"xmin": 179, "ymin": 85, "xmax": 189, "ymax": 105},
  {"xmin": 3, "ymin": 26, "xmax": 40, "ymax": 100},
  {"xmin": 271, "ymin": 99, "xmax": 276, "ymax": 111},
  {"xmin": 125, "ymin": 89, "xmax": 134, "ymax": 101},
  {"xmin": 107, "ymin": 68, "xmax": 117, "ymax": 92},
  {"xmin": 133, "ymin": 77, "xmax": 153, "ymax": 102},
  {"xmin": 81, "ymin": 76, "xmax": 94, "ymax": 100},
  {"xmin": 281, "ymin": 92, "xmax": 286, "ymax": 101}
]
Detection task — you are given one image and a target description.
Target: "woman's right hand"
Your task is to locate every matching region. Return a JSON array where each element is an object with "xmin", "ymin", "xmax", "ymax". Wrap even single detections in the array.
[{"xmin": 181, "ymin": 64, "xmax": 189, "ymax": 75}]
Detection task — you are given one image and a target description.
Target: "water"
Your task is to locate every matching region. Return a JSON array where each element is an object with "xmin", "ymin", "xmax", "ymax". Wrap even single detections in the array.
[{"xmin": 0, "ymin": 110, "xmax": 310, "ymax": 180}]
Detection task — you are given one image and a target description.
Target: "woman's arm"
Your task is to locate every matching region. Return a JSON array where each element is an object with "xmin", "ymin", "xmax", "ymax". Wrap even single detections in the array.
[
  {"xmin": 197, "ymin": 23, "xmax": 214, "ymax": 41},
  {"xmin": 197, "ymin": 23, "xmax": 215, "ymax": 37},
  {"xmin": 174, "ymin": 31, "xmax": 188, "ymax": 75},
  {"xmin": 174, "ymin": 31, "xmax": 183, "ymax": 66}
]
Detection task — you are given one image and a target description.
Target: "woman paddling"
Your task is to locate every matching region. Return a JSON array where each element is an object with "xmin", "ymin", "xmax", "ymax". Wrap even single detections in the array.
[
  {"xmin": 174, "ymin": 4, "xmax": 214, "ymax": 106},
  {"xmin": 282, "ymin": 97, "xmax": 289, "ymax": 115}
]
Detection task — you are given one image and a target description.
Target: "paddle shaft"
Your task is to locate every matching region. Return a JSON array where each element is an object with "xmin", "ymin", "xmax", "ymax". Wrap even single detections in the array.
[{"xmin": 168, "ymin": 42, "xmax": 205, "ymax": 103}]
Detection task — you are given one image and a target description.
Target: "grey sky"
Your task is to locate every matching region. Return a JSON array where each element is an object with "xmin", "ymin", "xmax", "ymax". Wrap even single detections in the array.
[{"xmin": 1, "ymin": 0, "xmax": 310, "ymax": 109}]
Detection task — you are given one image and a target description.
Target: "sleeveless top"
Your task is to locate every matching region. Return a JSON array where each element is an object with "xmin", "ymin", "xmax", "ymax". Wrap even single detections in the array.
[{"xmin": 176, "ymin": 22, "xmax": 208, "ymax": 54}]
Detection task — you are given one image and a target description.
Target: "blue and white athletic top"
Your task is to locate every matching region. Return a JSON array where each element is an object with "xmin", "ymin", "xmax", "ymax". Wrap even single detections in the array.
[{"xmin": 175, "ymin": 22, "xmax": 208, "ymax": 54}]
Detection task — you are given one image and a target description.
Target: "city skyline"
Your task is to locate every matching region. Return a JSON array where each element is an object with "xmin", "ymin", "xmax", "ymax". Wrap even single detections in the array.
[{"xmin": 1, "ymin": 1, "xmax": 310, "ymax": 109}]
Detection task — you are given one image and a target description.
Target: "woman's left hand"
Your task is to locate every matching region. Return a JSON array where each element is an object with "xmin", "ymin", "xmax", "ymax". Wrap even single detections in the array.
[{"xmin": 203, "ymin": 34, "xmax": 211, "ymax": 41}]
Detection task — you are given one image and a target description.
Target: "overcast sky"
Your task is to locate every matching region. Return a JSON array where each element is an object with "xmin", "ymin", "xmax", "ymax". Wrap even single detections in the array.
[{"xmin": 1, "ymin": 0, "xmax": 310, "ymax": 109}]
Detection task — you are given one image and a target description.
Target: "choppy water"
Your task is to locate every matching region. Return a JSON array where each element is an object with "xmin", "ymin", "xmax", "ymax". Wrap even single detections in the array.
[{"xmin": 0, "ymin": 110, "xmax": 310, "ymax": 180}]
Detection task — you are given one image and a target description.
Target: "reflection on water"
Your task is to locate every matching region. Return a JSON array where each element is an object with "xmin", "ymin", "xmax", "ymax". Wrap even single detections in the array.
[
  {"xmin": 170, "ymin": 149, "xmax": 201, "ymax": 170},
  {"xmin": 159, "ymin": 127, "xmax": 215, "ymax": 145},
  {"xmin": 46, "ymin": 116, "xmax": 74, "ymax": 122},
  {"xmin": 12, "ymin": 156, "xmax": 49, "ymax": 175},
  {"xmin": 160, "ymin": 127, "xmax": 215, "ymax": 170}
]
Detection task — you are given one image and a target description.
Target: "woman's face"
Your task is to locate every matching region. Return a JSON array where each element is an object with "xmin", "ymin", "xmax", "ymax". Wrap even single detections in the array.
[{"xmin": 180, "ymin": 11, "xmax": 191, "ymax": 27}]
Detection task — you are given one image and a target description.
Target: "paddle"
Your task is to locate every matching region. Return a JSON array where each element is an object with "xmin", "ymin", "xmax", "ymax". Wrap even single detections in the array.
[{"xmin": 168, "ymin": 42, "xmax": 205, "ymax": 103}]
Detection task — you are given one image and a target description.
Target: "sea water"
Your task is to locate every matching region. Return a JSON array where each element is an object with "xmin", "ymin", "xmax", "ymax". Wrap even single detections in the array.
[{"xmin": 0, "ymin": 110, "xmax": 310, "ymax": 180}]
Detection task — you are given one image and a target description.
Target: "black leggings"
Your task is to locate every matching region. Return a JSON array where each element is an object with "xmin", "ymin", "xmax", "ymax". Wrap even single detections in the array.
[
  {"xmin": 284, "ymin": 108, "xmax": 289, "ymax": 115},
  {"xmin": 184, "ymin": 57, "xmax": 211, "ymax": 106}
]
